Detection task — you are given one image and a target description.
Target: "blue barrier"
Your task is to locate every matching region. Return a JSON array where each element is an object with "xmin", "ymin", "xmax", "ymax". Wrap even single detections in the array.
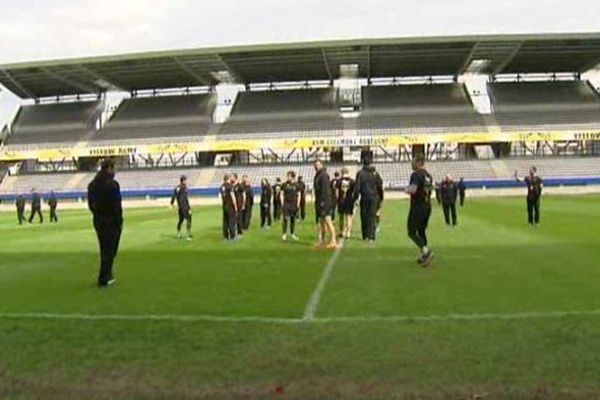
[{"xmin": 1, "ymin": 178, "xmax": 600, "ymax": 203}]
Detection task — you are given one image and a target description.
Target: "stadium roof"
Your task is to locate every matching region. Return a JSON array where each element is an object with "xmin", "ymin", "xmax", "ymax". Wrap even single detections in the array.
[{"xmin": 2, "ymin": 32, "xmax": 600, "ymax": 99}]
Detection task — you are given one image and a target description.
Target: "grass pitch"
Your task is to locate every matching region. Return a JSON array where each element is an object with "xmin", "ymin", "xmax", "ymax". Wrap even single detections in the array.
[{"xmin": 1, "ymin": 195, "xmax": 600, "ymax": 399}]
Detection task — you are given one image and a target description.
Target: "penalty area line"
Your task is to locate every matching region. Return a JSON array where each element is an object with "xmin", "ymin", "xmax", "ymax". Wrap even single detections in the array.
[
  {"xmin": 1, "ymin": 310, "xmax": 600, "ymax": 324},
  {"xmin": 303, "ymin": 240, "xmax": 345, "ymax": 321}
]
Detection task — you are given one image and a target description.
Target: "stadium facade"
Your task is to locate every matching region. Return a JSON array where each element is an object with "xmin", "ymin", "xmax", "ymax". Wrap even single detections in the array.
[{"xmin": 1, "ymin": 32, "xmax": 600, "ymax": 199}]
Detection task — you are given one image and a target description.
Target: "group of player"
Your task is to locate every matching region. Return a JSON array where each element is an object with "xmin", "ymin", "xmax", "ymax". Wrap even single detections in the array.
[
  {"xmin": 212, "ymin": 158, "xmax": 386, "ymax": 249},
  {"xmin": 14, "ymin": 189, "xmax": 59, "ymax": 225}
]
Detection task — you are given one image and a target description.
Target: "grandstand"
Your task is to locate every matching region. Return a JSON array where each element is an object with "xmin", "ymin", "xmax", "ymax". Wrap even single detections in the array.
[
  {"xmin": 0, "ymin": 32, "xmax": 600, "ymax": 199},
  {"xmin": 358, "ymin": 84, "xmax": 486, "ymax": 134},
  {"xmin": 4, "ymin": 100, "xmax": 103, "ymax": 146},
  {"xmin": 489, "ymin": 81, "xmax": 600, "ymax": 130},
  {"xmin": 218, "ymin": 88, "xmax": 343, "ymax": 138},
  {"xmin": 93, "ymin": 93, "xmax": 217, "ymax": 144}
]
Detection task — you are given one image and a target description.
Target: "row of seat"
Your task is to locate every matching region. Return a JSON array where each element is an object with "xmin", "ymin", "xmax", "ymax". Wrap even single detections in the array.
[
  {"xmin": 4, "ymin": 82, "xmax": 600, "ymax": 147},
  {"xmin": 2, "ymin": 158, "xmax": 599, "ymax": 195}
]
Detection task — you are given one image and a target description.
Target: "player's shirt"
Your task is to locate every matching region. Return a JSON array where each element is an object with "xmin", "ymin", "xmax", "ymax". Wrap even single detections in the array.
[
  {"xmin": 314, "ymin": 168, "xmax": 332, "ymax": 207},
  {"xmin": 525, "ymin": 176, "xmax": 543, "ymax": 201},
  {"xmin": 272, "ymin": 183, "xmax": 283, "ymax": 206},
  {"xmin": 16, "ymin": 197, "xmax": 25, "ymax": 210},
  {"xmin": 282, "ymin": 181, "xmax": 300, "ymax": 207},
  {"xmin": 31, "ymin": 193, "xmax": 41, "ymax": 209},
  {"xmin": 48, "ymin": 195, "xmax": 58, "ymax": 209},
  {"xmin": 171, "ymin": 183, "xmax": 190, "ymax": 212},
  {"xmin": 220, "ymin": 182, "xmax": 235, "ymax": 210},
  {"xmin": 337, "ymin": 176, "xmax": 355, "ymax": 206},
  {"xmin": 440, "ymin": 181, "xmax": 458, "ymax": 205},
  {"xmin": 261, "ymin": 184, "xmax": 272, "ymax": 206},
  {"xmin": 409, "ymin": 169, "xmax": 433, "ymax": 208},
  {"xmin": 234, "ymin": 183, "xmax": 245, "ymax": 209}
]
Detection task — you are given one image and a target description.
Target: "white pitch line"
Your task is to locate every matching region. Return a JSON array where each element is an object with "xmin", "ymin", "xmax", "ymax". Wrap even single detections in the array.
[
  {"xmin": 2, "ymin": 309, "xmax": 600, "ymax": 324},
  {"xmin": 303, "ymin": 240, "xmax": 345, "ymax": 321}
]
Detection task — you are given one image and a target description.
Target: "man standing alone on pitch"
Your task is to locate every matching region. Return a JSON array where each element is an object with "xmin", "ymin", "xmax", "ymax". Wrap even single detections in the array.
[
  {"xmin": 233, "ymin": 174, "xmax": 246, "ymax": 237},
  {"xmin": 242, "ymin": 175, "xmax": 254, "ymax": 231},
  {"xmin": 88, "ymin": 159, "xmax": 123, "ymax": 288},
  {"xmin": 171, "ymin": 175, "xmax": 192, "ymax": 240},
  {"xmin": 260, "ymin": 178, "xmax": 272, "ymax": 229},
  {"xmin": 28, "ymin": 188, "xmax": 43, "ymax": 224},
  {"xmin": 220, "ymin": 174, "xmax": 238, "ymax": 241},
  {"xmin": 457, "ymin": 177, "xmax": 466, "ymax": 207},
  {"xmin": 297, "ymin": 176, "xmax": 307, "ymax": 222},
  {"xmin": 313, "ymin": 159, "xmax": 338, "ymax": 249},
  {"xmin": 281, "ymin": 171, "xmax": 301, "ymax": 241},
  {"xmin": 515, "ymin": 166, "xmax": 543, "ymax": 226},
  {"xmin": 48, "ymin": 191, "xmax": 58, "ymax": 223},
  {"xmin": 15, "ymin": 195, "xmax": 26, "ymax": 225},
  {"xmin": 354, "ymin": 158, "xmax": 383, "ymax": 243},
  {"xmin": 404, "ymin": 155, "xmax": 434, "ymax": 267},
  {"xmin": 272, "ymin": 178, "xmax": 283, "ymax": 222},
  {"xmin": 440, "ymin": 174, "xmax": 458, "ymax": 227}
]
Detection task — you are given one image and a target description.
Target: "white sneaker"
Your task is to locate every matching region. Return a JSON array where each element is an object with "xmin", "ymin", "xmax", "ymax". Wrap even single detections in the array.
[
  {"xmin": 291, "ymin": 234, "xmax": 299, "ymax": 241},
  {"xmin": 186, "ymin": 236, "xmax": 192, "ymax": 241},
  {"xmin": 282, "ymin": 234, "xmax": 288, "ymax": 241}
]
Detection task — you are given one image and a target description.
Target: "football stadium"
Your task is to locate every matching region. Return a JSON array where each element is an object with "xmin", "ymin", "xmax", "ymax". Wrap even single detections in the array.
[{"xmin": 1, "ymin": 31, "xmax": 600, "ymax": 399}]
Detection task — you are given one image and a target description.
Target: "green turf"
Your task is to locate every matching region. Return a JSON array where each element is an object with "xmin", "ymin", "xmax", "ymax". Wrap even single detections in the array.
[{"xmin": 1, "ymin": 195, "xmax": 600, "ymax": 399}]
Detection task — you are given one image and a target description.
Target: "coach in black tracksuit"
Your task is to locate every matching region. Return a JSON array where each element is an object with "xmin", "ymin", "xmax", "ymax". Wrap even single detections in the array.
[
  {"xmin": 16, "ymin": 195, "xmax": 26, "ymax": 225},
  {"xmin": 354, "ymin": 159, "xmax": 384, "ymax": 242},
  {"xmin": 220, "ymin": 174, "xmax": 238, "ymax": 240},
  {"xmin": 440, "ymin": 176, "xmax": 458, "ymax": 226},
  {"xmin": 88, "ymin": 159, "xmax": 123, "ymax": 288},
  {"xmin": 171, "ymin": 175, "xmax": 192, "ymax": 239},
  {"xmin": 28, "ymin": 189, "xmax": 43, "ymax": 224},
  {"xmin": 233, "ymin": 175, "xmax": 246, "ymax": 236},
  {"xmin": 242, "ymin": 176, "xmax": 254, "ymax": 231},
  {"xmin": 260, "ymin": 178, "xmax": 272, "ymax": 228}
]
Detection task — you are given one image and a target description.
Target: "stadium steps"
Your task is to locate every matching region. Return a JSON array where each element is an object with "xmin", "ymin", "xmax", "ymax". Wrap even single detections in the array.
[
  {"xmin": 66, "ymin": 173, "xmax": 91, "ymax": 191},
  {"xmin": 489, "ymin": 160, "xmax": 511, "ymax": 178},
  {"xmin": 0, "ymin": 175, "xmax": 17, "ymax": 193},
  {"xmin": 195, "ymin": 168, "xmax": 217, "ymax": 188}
]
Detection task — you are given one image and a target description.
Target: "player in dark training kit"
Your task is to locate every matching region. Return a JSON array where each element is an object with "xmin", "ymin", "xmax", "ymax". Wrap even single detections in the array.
[
  {"xmin": 440, "ymin": 174, "xmax": 458, "ymax": 227},
  {"xmin": 404, "ymin": 155, "xmax": 434, "ymax": 267},
  {"xmin": 220, "ymin": 174, "xmax": 238, "ymax": 241},
  {"xmin": 48, "ymin": 191, "xmax": 58, "ymax": 223},
  {"xmin": 336, "ymin": 167, "xmax": 355, "ymax": 239},
  {"xmin": 171, "ymin": 175, "xmax": 192, "ymax": 240},
  {"xmin": 515, "ymin": 166, "xmax": 543, "ymax": 226},
  {"xmin": 313, "ymin": 159, "xmax": 338, "ymax": 249},
  {"xmin": 330, "ymin": 171, "xmax": 340, "ymax": 221},
  {"xmin": 457, "ymin": 178, "xmax": 466, "ymax": 207},
  {"xmin": 233, "ymin": 174, "xmax": 246, "ymax": 236},
  {"xmin": 242, "ymin": 175, "xmax": 254, "ymax": 231},
  {"xmin": 28, "ymin": 188, "xmax": 43, "ymax": 224},
  {"xmin": 281, "ymin": 171, "xmax": 301, "ymax": 241},
  {"xmin": 354, "ymin": 159, "xmax": 384, "ymax": 242},
  {"xmin": 260, "ymin": 178, "xmax": 272, "ymax": 229},
  {"xmin": 272, "ymin": 178, "xmax": 283, "ymax": 222},
  {"xmin": 88, "ymin": 159, "xmax": 123, "ymax": 288},
  {"xmin": 297, "ymin": 176, "xmax": 307, "ymax": 221},
  {"xmin": 15, "ymin": 195, "xmax": 26, "ymax": 225}
]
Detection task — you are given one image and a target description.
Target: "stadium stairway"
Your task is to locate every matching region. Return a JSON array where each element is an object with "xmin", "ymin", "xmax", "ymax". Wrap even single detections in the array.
[
  {"xmin": 195, "ymin": 168, "xmax": 217, "ymax": 188},
  {"xmin": 489, "ymin": 160, "xmax": 511, "ymax": 179},
  {"xmin": 66, "ymin": 173, "xmax": 92, "ymax": 191}
]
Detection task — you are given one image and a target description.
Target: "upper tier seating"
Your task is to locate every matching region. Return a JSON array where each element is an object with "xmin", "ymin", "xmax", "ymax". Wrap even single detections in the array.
[
  {"xmin": 489, "ymin": 81, "xmax": 600, "ymax": 130},
  {"xmin": 219, "ymin": 88, "xmax": 344, "ymax": 138},
  {"xmin": 93, "ymin": 94, "xmax": 217, "ymax": 144},
  {"xmin": 358, "ymin": 84, "xmax": 486, "ymax": 134},
  {"xmin": 6, "ymin": 101, "xmax": 102, "ymax": 146}
]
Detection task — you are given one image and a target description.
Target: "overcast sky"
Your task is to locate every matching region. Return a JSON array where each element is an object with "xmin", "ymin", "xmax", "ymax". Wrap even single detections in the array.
[{"xmin": 1, "ymin": 0, "xmax": 600, "ymax": 124}]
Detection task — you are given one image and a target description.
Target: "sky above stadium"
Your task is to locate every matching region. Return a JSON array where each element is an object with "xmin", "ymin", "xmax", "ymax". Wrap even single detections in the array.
[{"xmin": 1, "ymin": 0, "xmax": 600, "ymax": 123}]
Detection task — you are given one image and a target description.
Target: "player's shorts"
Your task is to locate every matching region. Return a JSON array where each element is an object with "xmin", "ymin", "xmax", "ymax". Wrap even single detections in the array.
[
  {"xmin": 407, "ymin": 205, "xmax": 431, "ymax": 233},
  {"xmin": 283, "ymin": 204, "xmax": 298, "ymax": 218},
  {"xmin": 337, "ymin": 200, "xmax": 354, "ymax": 216},
  {"xmin": 315, "ymin": 200, "xmax": 332, "ymax": 221},
  {"xmin": 178, "ymin": 209, "xmax": 192, "ymax": 221}
]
